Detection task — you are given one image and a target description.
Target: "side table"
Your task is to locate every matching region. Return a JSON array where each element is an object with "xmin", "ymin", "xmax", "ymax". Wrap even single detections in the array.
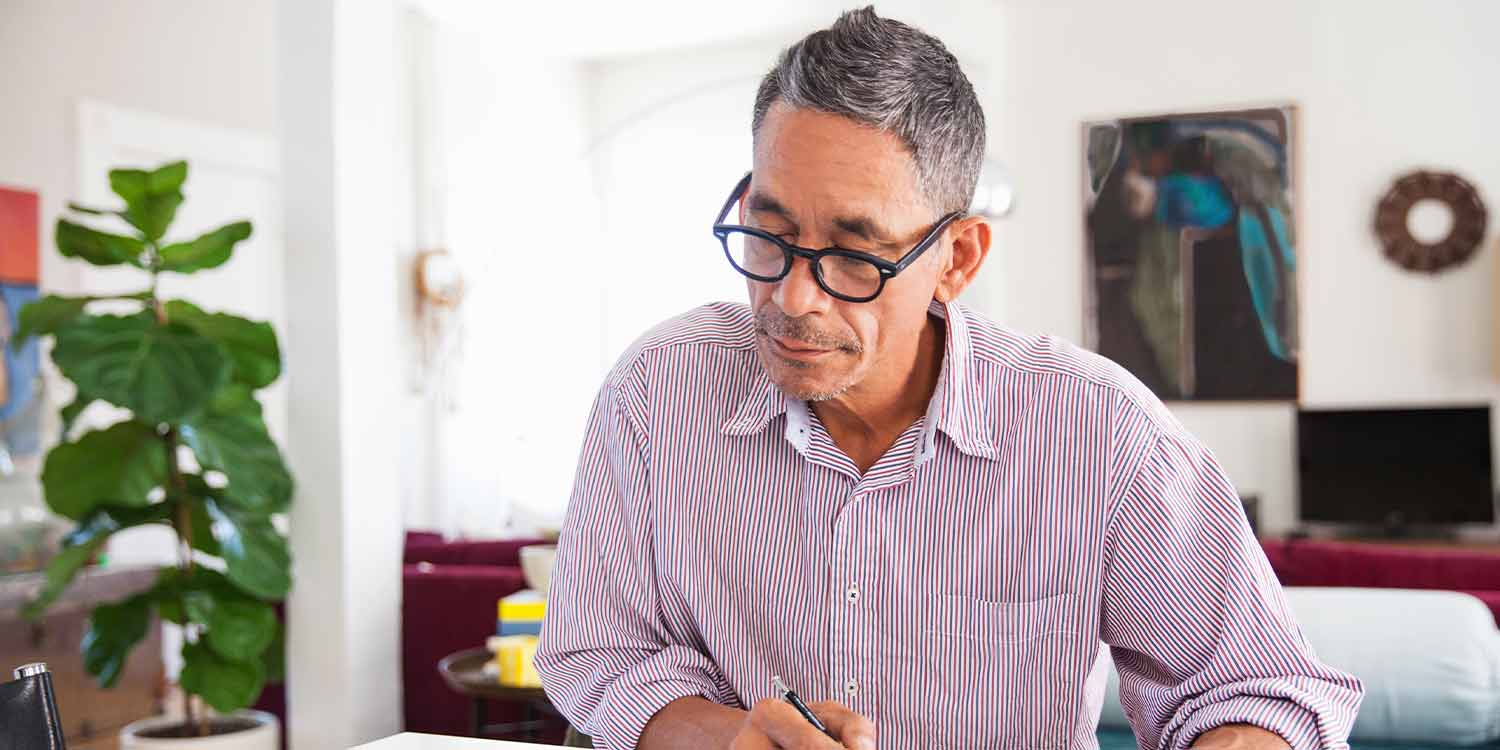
[{"xmin": 437, "ymin": 647, "xmax": 565, "ymax": 742}]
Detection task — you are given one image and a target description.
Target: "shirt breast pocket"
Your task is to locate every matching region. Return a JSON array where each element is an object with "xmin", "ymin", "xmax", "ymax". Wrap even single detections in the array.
[{"xmin": 917, "ymin": 592, "xmax": 1079, "ymax": 750}]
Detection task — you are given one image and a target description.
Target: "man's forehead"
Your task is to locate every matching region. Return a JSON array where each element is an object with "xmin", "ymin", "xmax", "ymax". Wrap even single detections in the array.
[{"xmin": 752, "ymin": 104, "xmax": 923, "ymax": 198}]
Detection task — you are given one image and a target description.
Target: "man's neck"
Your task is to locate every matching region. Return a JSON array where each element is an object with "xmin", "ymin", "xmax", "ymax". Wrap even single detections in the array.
[{"xmin": 810, "ymin": 315, "xmax": 946, "ymax": 474}]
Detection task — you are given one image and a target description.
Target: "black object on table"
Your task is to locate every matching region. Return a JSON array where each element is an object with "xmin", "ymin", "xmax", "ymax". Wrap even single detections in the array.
[
  {"xmin": 1, "ymin": 662, "xmax": 68, "ymax": 749},
  {"xmin": 437, "ymin": 647, "xmax": 566, "ymax": 741}
]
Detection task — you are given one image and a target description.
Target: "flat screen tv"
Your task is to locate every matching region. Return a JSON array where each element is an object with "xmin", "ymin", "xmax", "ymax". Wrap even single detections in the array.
[{"xmin": 1297, "ymin": 406, "xmax": 1495, "ymax": 529}]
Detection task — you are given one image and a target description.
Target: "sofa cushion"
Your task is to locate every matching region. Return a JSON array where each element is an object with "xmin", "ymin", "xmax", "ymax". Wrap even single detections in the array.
[
  {"xmin": 402, "ymin": 563, "xmax": 531, "ymax": 735},
  {"xmin": 1261, "ymin": 540, "xmax": 1500, "ymax": 593},
  {"xmin": 1099, "ymin": 587, "xmax": 1500, "ymax": 746},
  {"xmin": 404, "ymin": 537, "xmax": 546, "ymax": 568}
]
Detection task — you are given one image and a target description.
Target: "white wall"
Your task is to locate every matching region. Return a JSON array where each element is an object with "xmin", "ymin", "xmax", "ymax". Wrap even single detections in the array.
[
  {"xmin": 410, "ymin": 26, "xmax": 607, "ymax": 535},
  {"xmin": 585, "ymin": 37, "xmax": 782, "ymax": 362},
  {"xmin": 980, "ymin": 0, "xmax": 1500, "ymax": 535},
  {"xmin": 0, "ymin": 0, "xmax": 277, "ymax": 292}
]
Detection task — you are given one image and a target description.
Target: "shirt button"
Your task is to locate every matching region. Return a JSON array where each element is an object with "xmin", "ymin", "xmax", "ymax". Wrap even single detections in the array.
[
  {"xmin": 844, "ymin": 679, "xmax": 859, "ymax": 696},
  {"xmin": 845, "ymin": 585, "xmax": 860, "ymax": 604}
]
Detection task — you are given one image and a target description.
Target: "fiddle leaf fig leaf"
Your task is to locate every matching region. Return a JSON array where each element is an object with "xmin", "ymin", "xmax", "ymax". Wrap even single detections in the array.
[
  {"xmin": 56, "ymin": 219, "xmax": 144, "ymax": 267},
  {"xmin": 180, "ymin": 639, "xmax": 265, "ymax": 714},
  {"xmin": 166, "ymin": 300, "xmax": 280, "ymax": 388},
  {"xmin": 158, "ymin": 221, "xmax": 251, "ymax": 274},
  {"xmin": 52, "ymin": 312, "xmax": 231, "ymax": 424},
  {"xmin": 205, "ymin": 498, "xmax": 291, "ymax": 599},
  {"xmin": 180, "ymin": 385, "xmax": 291, "ymax": 515},
  {"xmin": 11, "ymin": 295, "xmax": 93, "ymax": 351},
  {"xmin": 109, "ymin": 161, "xmax": 187, "ymax": 241},
  {"xmin": 82, "ymin": 593, "xmax": 153, "ymax": 688},
  {"xmin": 41, "ymin": 422, "xmax": 165, "ymax": 519}
]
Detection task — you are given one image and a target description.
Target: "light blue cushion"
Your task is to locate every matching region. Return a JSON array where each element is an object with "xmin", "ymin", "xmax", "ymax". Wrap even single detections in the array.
[{"xmin": 1097, "ymin": 587, "xmax": 1500, "ymax": 746}]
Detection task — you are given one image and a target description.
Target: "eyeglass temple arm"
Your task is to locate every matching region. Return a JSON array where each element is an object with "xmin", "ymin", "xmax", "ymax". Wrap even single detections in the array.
[{"xmin": 714, "ymin": 172, "xmax": 753, "ymax": 227}]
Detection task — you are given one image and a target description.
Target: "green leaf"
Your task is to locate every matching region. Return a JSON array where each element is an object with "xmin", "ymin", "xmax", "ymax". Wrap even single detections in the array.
[
  {"xmin": 261, "ymin": 623, "xmax": 285, "ymax": 683},
  {"xmin": 180, "ymin": 639, "xmax": 265, "ymax": 714},
  {"xmin": 205, "ymin": 498, "xmax": 291, "ymax": 599},
  {"xmin": 130, "ymin": 193, "xmax": 183, "ymax": 243},
  {"xmin": 41, "ymin": 422, "xmax": 165, "ymax": 519},
  {"xmin": 180, "ymin": 392, "xmax": 292, "ymax": 515},
  {"xmin": 110, "ymin": 162, "xmax": 187, "ymax": 242},
  {"xmin": 20, "ymin": 536, "xmax": 108, "ymax": 620},
  {"xmin": 22, "ymin": 503, "xmax": 167, "ymax": 618},
  {"xmin": 10, "ymin": 295, "xmax": 93, "ymax": 351},
  {"xmin": 82, "ymin": 594, "xmax": 152, "ymax": 688},
  {"xmin": 187, "ymin": 498, "xmax": 223, "ymax": 558},
  {"xmin": 144, "ymin": 161, "xmax": 188, "ymax": 195},
  {"xmin": 158, "ymin": 221, "xmax": 251, "ymax": 274},
  {"xmin": 165, "ymin": 300, "xmax": 280, "ymax": 387},
  {"xmin": 148, "ymin": 566, "xmax": 232, "ymax": 625},
  {"xmin": 55, "ymin": 219, "xmax": 144, "ymax": 267},
  {"xmin": 108, "ymin": 169, "xmax": 151, "ymax": 205},
  {"xmin": 205, "ymin": 598, "xmax": 276, "ymax": 663},
  {"xmin": 59, "ymin": 503, "xmax": 173, "ymax": 549},
  {"xmin": 24, "ymin": 502, "xmax": 175, "ymax": 619},
  {"xmin": 52, "ymin": 313, "xmax": 231, "ymax": 424}
]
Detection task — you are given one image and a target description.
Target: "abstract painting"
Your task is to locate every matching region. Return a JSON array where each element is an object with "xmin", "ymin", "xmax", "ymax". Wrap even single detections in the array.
[
  {"xmin": 1084, "ymin": 106, "xmax": 1298, "ymax": 401},
  {"xmin": 0, "ymin": 186, "xmax": 43, "ymax": 461}
]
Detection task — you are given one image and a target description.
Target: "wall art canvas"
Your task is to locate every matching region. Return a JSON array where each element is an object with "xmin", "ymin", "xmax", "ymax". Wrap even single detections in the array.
[
  {"xmin": 1084, "ymin": 106, "xmax": 1298, "ymax": 401},
  {"xmin": 0, "ymin": 186, "xmax": 42, "ymax": 461}
]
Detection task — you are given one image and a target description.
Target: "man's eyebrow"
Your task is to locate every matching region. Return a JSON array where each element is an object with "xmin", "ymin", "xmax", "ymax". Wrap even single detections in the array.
[
  {"xmin": 746, "ymin": 192, "xmax": 793, "ymax": 221},
  {"xmin": 747, "ymin": 193, "xmax": 907, "ymax": 251},
  {"xmin": 834, "ymin": 215, "xmax": 906, "ymax": 251}
]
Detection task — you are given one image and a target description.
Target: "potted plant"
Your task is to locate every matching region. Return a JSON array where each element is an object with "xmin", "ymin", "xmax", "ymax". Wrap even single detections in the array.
[{"xmin": 15, "ymin": 160, "xmax": 291, "ymax": 748}]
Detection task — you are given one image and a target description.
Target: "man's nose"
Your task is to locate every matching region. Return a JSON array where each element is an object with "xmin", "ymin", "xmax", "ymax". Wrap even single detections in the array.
[{"xmin": 772, "ymin": 256, "xmax": 832, "ymax": 318}]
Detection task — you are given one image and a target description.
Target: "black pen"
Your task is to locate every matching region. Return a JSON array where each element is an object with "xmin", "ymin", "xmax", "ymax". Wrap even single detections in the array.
[{"xmin": 771, "ymin": 675, "xmax": 833, "ymax": 737}]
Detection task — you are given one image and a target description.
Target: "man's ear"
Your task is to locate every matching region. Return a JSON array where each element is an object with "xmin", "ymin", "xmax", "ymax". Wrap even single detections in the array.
[{"xmin": 934, "ymin": 216, "xmax": 991, "ymax": 303}]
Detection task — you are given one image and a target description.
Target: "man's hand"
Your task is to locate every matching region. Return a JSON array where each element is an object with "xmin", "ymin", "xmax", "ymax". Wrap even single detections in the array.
[
  {"xmin": 729, "ymin": 699, "xmax": 877, "ymax": 750},
  {"xmin": 1192, "ymin": 724, "xmax": 1291, "ymax": 750}
]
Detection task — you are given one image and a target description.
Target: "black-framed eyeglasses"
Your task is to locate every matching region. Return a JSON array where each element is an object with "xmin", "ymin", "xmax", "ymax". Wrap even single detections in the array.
[{"xmin": 711, "ymin": 172, "xmax": 963, "ymax": 303}]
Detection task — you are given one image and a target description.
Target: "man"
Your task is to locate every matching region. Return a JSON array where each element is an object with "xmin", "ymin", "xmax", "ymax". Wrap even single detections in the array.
[{"xmin": 536, "ymin": 8, "xmax": 1361, "ymax": 750}]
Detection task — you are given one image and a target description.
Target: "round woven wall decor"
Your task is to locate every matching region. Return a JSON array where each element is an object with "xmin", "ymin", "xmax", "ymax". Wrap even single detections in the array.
[{"xmin": 1374, "ymin": 170, "xmax": 1487, "ymax": 273}]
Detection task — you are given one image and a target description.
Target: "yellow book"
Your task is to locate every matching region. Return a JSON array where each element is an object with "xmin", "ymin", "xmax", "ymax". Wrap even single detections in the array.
[
  {"xmin": 490, "ymin": 634, "xmax": 541, "ymax": 687},
  {"xmin": 497, "ymin": 590, "xmax": 547, "ymax": 622}
]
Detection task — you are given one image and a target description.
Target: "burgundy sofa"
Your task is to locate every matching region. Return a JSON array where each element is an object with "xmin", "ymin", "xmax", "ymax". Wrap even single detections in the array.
[
  {"xmin": 1260, "ymin": 538, "xmax": 1500, "ymax": 624},
  {"xmin": 402, "ymin": 531, "xmax": 546, "ymax": 736}
]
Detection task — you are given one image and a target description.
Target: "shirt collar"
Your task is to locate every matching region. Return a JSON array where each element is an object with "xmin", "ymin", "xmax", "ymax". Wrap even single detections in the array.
[{"xmin": 721, "ymin": 299, "xmax": 1000, "ymax": 462}]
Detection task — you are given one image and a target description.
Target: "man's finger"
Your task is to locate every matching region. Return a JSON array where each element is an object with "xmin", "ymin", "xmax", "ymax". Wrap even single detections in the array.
[
  {"xmin": 749, "ymin": 698, "xmax": 844, "ymax": 749},
  {"xmin": 807, "ymin": 701, "xmax": 877, "ymax": 750}
]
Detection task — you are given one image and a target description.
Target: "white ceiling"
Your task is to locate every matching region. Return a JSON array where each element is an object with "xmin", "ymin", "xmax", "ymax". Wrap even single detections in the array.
[{"xmin": 402, "ymin": 0, "xmax": 851, "ymax": 60}]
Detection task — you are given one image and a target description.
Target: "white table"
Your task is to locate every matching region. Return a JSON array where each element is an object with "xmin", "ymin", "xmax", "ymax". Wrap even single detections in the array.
[{"xmin": 352, "ymin": 732, "xmax": 567, "ymax": 749}]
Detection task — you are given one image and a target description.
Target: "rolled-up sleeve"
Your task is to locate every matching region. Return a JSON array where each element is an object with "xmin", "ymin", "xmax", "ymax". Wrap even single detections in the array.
[
  {"xmin": 1101, "ymin": 431, "xmax": 1363, "ymax": 750},
  {"xmin": 536, "ymin": 367, "xmax": 738, "ymax": 749}
]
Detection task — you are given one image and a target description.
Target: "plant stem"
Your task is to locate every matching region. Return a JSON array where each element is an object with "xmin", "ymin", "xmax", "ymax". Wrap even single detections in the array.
[
  {"xmin": 156, "ymin": 268, "xmax": 208, "ymax": 737},
  {"xmin": 165, "ymin": 421, "xmax": 204, "ymax": 734}
]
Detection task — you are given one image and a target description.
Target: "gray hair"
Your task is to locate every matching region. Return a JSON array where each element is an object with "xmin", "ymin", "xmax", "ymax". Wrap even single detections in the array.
[{"xmin": 751, "ymin": 6, "xmax": 986, "ymax": 215}]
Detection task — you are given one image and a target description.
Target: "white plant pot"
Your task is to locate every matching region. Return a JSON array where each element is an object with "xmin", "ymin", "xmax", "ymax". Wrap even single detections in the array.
[{"xmin": 120, "ymin": 710, "xmax": 279, "ymax": 750}]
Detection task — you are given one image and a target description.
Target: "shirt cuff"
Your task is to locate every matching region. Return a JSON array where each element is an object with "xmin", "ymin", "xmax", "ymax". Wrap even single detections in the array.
[
  {"xmin": 1163, "ymin": 694, "xmax": 1342, "ymax": 750},
  {"xmin": 589, "ymin": 645, "xmax": 738, "ymax": 749}
]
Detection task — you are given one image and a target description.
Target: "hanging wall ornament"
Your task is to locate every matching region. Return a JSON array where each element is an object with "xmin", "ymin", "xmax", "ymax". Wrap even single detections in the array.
[{"xmin": 1374, "ymin": 170, "xmax": 1488, "ymax": 273}]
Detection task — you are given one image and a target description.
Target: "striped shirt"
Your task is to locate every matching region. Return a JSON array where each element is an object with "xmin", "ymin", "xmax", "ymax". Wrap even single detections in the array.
[{"xmin": 536, "ymin": 300, "xmax": 1362, "ymax": 750}]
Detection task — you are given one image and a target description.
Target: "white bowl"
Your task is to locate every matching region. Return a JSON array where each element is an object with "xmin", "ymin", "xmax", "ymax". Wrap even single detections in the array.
[{"xmin": 519, "ymin": 544, "xmax": 557, "ymax": 594}]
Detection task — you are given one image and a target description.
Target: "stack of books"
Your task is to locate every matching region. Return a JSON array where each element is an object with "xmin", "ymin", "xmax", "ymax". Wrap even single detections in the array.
[{"xmin": 482, "ymin": 589, "xmax": 546, "ymax": 686}]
